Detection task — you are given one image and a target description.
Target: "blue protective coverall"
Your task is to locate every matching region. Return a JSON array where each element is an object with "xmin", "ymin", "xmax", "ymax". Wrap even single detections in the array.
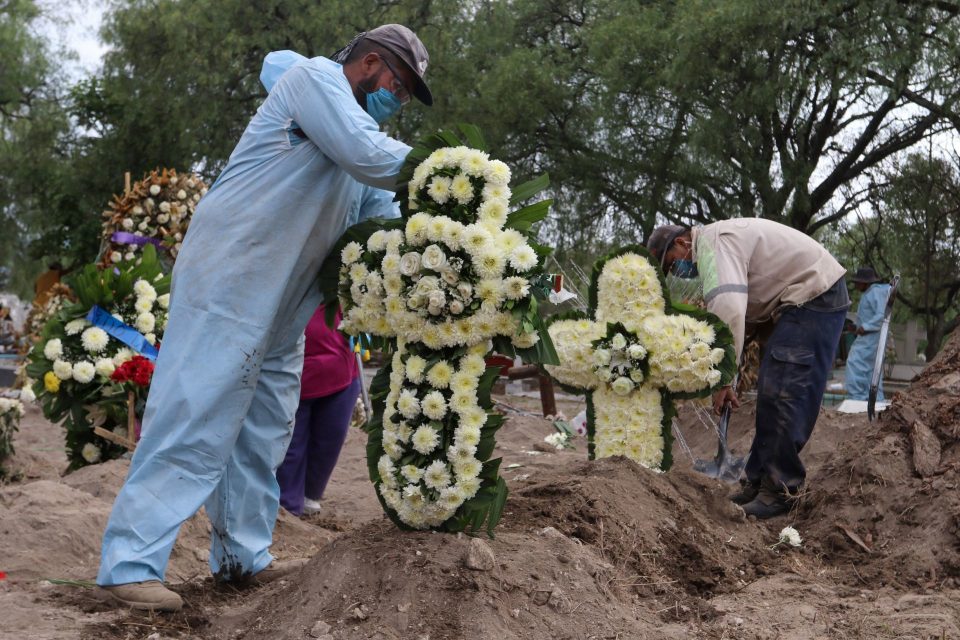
[
  {"xmin": 845, "ymin": 283, "xmax": 892, "ymax": 401},
  {"xmin": 98, "ymin": 52, "xmax": 407, "ymax": 585}
]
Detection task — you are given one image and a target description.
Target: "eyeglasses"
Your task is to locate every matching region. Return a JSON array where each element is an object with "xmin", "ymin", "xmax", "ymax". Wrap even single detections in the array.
[{"xmin": 380, "ymin": 55, "xmax": 412, "ymax": 105}]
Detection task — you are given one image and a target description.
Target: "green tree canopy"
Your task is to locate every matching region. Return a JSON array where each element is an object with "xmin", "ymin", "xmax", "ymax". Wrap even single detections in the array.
[{"xmin": 840, "ymin": 151, "xmax": 960, "ymax": 359}]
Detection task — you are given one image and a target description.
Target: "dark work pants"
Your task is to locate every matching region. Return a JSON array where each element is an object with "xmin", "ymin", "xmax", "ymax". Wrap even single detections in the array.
[
  {"xmin": 745, "ymin": 304, "xmax": 846, "ymax": 491},
  {"xmin": 277, "ymin": 377, "xmax": 361, "ymax": 516}
]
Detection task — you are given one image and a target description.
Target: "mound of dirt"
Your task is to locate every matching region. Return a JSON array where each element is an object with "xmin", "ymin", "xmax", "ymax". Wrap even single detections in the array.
[
  {"xmin": 0, "ymin": 480, "xmax": 110, "ymax": 582},
  {"xmin": 790, "ymin": 329, "xmax": 960, "ymax": 588},
  {"xmin": 220, "ymin": 457, "xmax": 783, "ymax": 640}
]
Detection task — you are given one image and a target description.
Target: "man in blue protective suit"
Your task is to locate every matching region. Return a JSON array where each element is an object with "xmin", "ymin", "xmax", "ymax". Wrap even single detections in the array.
[
  {"xmin": 97, "ymin": 24, "xmax": 433, "ymax": 612},
  {"xmin": 844, "ymin": 267, "xmax": 892, "ymax": 401}
]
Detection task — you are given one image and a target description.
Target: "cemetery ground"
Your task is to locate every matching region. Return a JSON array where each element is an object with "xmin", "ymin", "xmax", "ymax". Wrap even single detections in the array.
[{"xmin": 4, "ymin": 335, "xmax": 960, "ymax": 639}]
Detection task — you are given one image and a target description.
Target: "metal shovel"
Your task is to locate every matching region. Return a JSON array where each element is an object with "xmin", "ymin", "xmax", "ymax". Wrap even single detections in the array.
[{"xmin": 693, "ymin": 376, "xmax": 746, "ymax": 482}]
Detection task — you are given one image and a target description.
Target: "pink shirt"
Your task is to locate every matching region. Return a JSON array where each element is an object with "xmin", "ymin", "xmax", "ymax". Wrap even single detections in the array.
[{"xmin": 300, "ymin": 305, "xmax": 359, "ymax": 399}]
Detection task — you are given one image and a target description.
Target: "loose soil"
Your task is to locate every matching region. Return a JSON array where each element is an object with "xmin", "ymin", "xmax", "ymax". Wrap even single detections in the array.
[{"xmin": 4, "ymin": 333, "xmax": 960, "ymax": 639}]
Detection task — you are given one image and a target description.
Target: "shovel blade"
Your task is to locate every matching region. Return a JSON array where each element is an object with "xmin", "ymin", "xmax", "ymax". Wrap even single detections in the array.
[{"xmin": 694, "ymin": 454, "xmax": 746, "ymax": 483}]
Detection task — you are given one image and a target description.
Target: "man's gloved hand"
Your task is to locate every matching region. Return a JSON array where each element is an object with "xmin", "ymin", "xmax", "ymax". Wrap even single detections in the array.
[{"xmin": 712, "ymin": 385, "xmax": 740, "ymax": 415}]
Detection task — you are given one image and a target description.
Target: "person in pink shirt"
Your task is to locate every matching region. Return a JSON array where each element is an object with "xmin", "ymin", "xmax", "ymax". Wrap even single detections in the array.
[{"xmin": 277, "ymin": 304, "xmax": 360, "ymax": 516}]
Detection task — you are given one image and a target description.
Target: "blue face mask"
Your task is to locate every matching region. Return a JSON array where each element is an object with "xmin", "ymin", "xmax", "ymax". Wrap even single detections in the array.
[
  {"xmin": 671, "ymin": 259, "xmax": 699, "ymax": 279},
  {"xmin": 366, "ymin": 88, "xmax": 402, "ymax": 124}
]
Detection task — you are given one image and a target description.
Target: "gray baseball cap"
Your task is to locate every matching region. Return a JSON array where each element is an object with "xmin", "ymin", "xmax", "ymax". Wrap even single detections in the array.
[{"xmin": 335, "ymin": 24, "xmax": 433, "ymax": 106}]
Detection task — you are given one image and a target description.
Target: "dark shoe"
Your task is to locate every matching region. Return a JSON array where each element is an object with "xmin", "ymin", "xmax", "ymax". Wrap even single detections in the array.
[
  {"xmin": 741, "ymin": 486, "xmax": 794, "ymax": 519},
  {"xmin": 730, "ymin": 481, "xmax": 760, "ymax": 505}
]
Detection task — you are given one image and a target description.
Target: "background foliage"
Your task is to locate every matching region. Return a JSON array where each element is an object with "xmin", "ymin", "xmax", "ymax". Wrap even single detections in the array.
[{"xmin": 4, "ymin": 0, "xmax": 960, "ymax": 350}]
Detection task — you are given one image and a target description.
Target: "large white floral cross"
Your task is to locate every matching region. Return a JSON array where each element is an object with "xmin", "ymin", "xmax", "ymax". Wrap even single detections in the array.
[{"xmin": 545, "ymin": 247, "xmax": 735, "ymax": 471}]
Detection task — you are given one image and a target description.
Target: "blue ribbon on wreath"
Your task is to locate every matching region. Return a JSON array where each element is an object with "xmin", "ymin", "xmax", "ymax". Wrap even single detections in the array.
[{"xmin": 86, "ymin": 305, "xmax": 160, "ymax": 361}]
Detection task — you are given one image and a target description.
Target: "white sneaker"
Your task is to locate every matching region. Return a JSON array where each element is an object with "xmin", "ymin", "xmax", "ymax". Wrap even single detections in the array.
[{"xmin": 303, "ymin": 498, "xmax": 322, "ymax": 514}]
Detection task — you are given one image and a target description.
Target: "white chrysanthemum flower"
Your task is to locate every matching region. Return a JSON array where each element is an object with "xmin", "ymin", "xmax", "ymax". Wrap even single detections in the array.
[
  {"xmin": 95, "ymin": 358, "xmax": 116, "ymax": 378},
  {"xmin": 427, "ymin": 176, "xmax": 453, "ymax": 204},
  {"xmin": 133, "ymin": 279, "xmax": 157, "ymax": 301},
  {"xmin": 442, "ymin": 220, "xmax": 464, "ymax": 250},
  {"xmin": 512, "ymin": 331, "xmax": 540, "ymax": 348},
  {"xmin": 133, "ymin": 297, "xmax": 154, "ymax": 314},
  {"xmin": 367, "ymin": 230, "xmax": 387, "ymax": 252},
  {"xmin": 462, "ymin": 224, "xmax": 493, "ymax": 255},
  {"xmin": 502, "ymin": 276, "xmax": 530, "ymax": 300},
  {"xmin": 448, "ymin": 442, "xmax": 478, "ymax": 465},
  {"xmin": 411, "ymin": 425, "xmax": 440, "ymax": 455},
  {"xmin": 64, "ymin": 319, "xmax": 88, "ymax": 336},
  {"xmin": 348, "ymin": 262, "xmax": 368, "ymax": 283},
  {"xmin": 450, "ymin": 174, "xmax": 474, "ymax": 204},
  {"xmin": 425, "ymin": 216, "xmax": 450, "ymax": 242},
  {"xmin": 779, "ymin": 526, "xmax": 802, "ymax": 547},
  {"xmin": 397, "ymin": 389, "xmax": 421, "ymax": 419},
  {"xmin": 421, "ymin": 390, "xmax": 448, "ymax": 421},
  {"xmin": 401, "ymin": 464, "xmax": 424, "ymax": 484},
  {"xmin": 341, "ymin": 241, "xmax": 363, "ymax": 265},
  {"xmin": 81, "ymin": 442, "xmax": 102, "ymax": 464},
  {"xmin": 422, "ymin": 359, "xmax": 452, "ymax": 387},
  {"xmin": 135, "ymin": 312, "xmax": 156, "ymax": 334},
  {"xmin": 462, "ymin": 150, "xmax": 490, "ymax": 177},
  {"xmin": 460, "ymin": 355, "xmax": 486, "ymax": 377},
  {"xmin": 482, "ymin": 159, "xmax": 511, "ymax": 185},
  {"xmin": 44, "ymin": 338, "xmax": 63, "ymax": 360},
  {"xmin": 381, "ymin": 253, "xmax": 401, "ymax": 275},
  {"xmin": 53, "ymin": 358, "xmax": 73, "ymax": 380},
  {"xmin": 19, "ymin": 386, "xmax": 36, "ymax": 403},
  {"xmin": 473, "ymin": 250, "xmax": 507, "ymax": 280},
  {"xmin": 453, "ymin": 457, "xmax": 482, "ymax": 480},
  {"xmin": 157, "ymin": 293, "xmax": 170, "ymax": 309},
  {"xmin": 482, "ymin": 183, "xmax": 511, "ymax": 202},
  {"xmin": 478, "ymin": 199, "xmax": 509, "ymax": 229},
  {"xmin": 458, "ymin": 410, "xmax": 487, "ymax": 433},
  {"xmin": 405, "ymin": 355, "xmax": 427, "ymax": 383},
  {"xmin": 405, "ymin": 212, "xmax": 431, "ymax": 245},
  {"xmin": 439, "ymin": 486, "xmax": 467, "ymax": 509},
  {"xmin": 509, "ymin": 244, "xmax": 538, "ymax": 272},
  {"xmin": 81, "ymin": 327, "xmax": 110, "ymax": 353},
  {"xmin": 72, "ymin": 361, "xmax": 96, "ymax": 384},
  {"xmin": 423, "ymin": 460, "xmax": 452, "ymax": 489},
  {"xmin": 113, "ymin": 348, "xmax": 134, "ymax": 366}
]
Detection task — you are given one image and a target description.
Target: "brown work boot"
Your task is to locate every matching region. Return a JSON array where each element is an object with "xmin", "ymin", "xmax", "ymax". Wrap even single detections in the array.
[
  {"xmin": 102, "ymin": 580, "xmax": 183, "ymax": 612},
  {"xmin": 250, "ymin": 558, "xmax": 309, "ymax": 585}
]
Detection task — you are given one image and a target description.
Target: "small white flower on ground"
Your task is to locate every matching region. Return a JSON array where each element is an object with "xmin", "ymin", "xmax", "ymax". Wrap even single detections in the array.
[
  {"xmin": 81, "ymin": 442, "xmax": 102, "ymax": 463},
  {"xmin": 544, "ymin": 432, "xmax": 568, "ymax": 450},
  {"xmin": 779, "ymin": 526, "xmax": 802, "ymax": 547},
  {"xmin": 149, "ymin": 184, "xmax": 161, "ymax": 196}
]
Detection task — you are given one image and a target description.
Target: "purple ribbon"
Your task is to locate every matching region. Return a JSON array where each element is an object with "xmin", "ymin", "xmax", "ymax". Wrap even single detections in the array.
[{"xmin": 111, "ymin": 231, "xmax": 164, "ymax": 249}]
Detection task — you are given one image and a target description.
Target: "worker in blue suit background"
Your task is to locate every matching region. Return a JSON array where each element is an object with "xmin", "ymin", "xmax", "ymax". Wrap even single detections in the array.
[
  {"xmin": 845, "ymin": 267, "xmax": 892, "ymax": 401},
  {"xmin": 97, "ymin": 24, "xmax": 432, "ymax": 612}
]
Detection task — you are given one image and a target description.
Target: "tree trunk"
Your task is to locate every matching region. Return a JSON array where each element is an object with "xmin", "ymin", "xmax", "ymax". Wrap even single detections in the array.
[{"xmin": 926, "ymin": 321, "xmax": 944, "ymax": 362}]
